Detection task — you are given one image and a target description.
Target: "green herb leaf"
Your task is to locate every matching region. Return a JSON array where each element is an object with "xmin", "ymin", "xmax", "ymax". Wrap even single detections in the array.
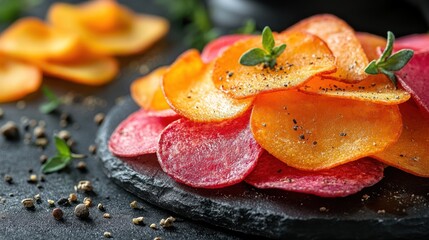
[
  {"xmin": 272, "ymin": 44, "xmax": 286, "ymax": 58},
  {"xmin": 239, "ymin": 26, "xmax": 286, "ymax": 69},
  {"xmin": 41, "ymin": 155, "xmax": 70, "ymax": 174},
  {"xmin": 239, "ymin": 48, "xmax": 267, "ymax": 66},
  {"xmin": 262, "ymin": 26, "xmax": 275, "ymax": 52},
  {"xmin": 55, "ymin": 136, "xmax": 70, "ymax": 157},
  {"xmin": 39, "ymin": 86, "xmax": 61, "ymax": 114},
  {"xmin": 381, "ymin": 49, "xmax": 414, "ymax": 71},
  {"xmin": 379, "ymin": 31, "xmax": 394, "ymax": 63},
  {"xmin": 364, "ymin": 60, "xmax": 379, "ymax": 74},
  {"xmin": 364, "ymin": 31, "xmax": 414, "ymax": 88},
  {"xmin": 41, "ymin": 136, "xmax": 86, "ymax": 173}
]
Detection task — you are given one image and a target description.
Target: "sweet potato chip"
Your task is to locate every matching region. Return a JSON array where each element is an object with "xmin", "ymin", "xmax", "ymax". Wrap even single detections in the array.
[
  {"xmin": 163, "ymin": 50, "xmax": 254, "ymax": 122},
  {"xmin": 212, "ymin": 31, "xmax": 336, "ymax": 99},
  {"xmin": 34, "ymin": 57, "xmax": 118, "ymax": 86},
  {"xmin": 0, "ymin": 18, "xmax": 83, "ymax": 62},
  {"xmin": 201, "ymin": 34, "xmax": 252, "ymax": 63},
  {"xmin": 356, "ymin": 32, "xmax": 387, "ymax": 61},
  {"xmin": 48, "ymin": 0, "xmax": 169, "ymax": 55},
  {"xmin": 373, "ymin": 101, "xmax": 429, "ymax": 177},
  {"xmin": 299, "ymin": 32, "xmax": 410, "ymax": 104},
  {"xmin": 131, "ymin": 66, "xmax": 170, "ymax": 111},
  {"xmin": 285, "ymin": 14, "xmax": 368, "ymax": 82},
  {"xmin": 251, "ymin": 90, "xmax": 402, "ymax": 171},
  {"xmin": 245, "ymin": 153, "xmax": 385, "ymax": 197},
  {"xmin": 157, "ymin": 113, "xmax": 263, "ymax": 188},
  {"xmin": 0, "ymin": 56, "xmax": 42, "ymax": 102}
]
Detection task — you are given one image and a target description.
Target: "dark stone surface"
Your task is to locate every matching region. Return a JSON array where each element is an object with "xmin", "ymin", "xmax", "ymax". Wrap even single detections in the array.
[{"xmin": 97, "ymin": 97, "xmax": 429, "ymax": 240}]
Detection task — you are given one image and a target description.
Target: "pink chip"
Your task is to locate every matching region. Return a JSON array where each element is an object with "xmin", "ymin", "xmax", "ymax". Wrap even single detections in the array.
[
  {"xmin": 157, "ymin": 113, "xmax": 263, "ymax": 188},
  {"xmin": 201, "ymin": 34, "xmax": 252, "ymax": 63},
  {"xmin": 396, "ymin": 50, "xmax": 429, "ymax": 116},
  {"xmin": 109, "ymin": 109, "xmax": 179, "ymax": 157},
  {"xmin": 396, "ymin": 34, "xmax": 429, "ymax": 51},
  {"xmin": 245, "ymin": 153, "xmax": 385, "ymax": 197}
]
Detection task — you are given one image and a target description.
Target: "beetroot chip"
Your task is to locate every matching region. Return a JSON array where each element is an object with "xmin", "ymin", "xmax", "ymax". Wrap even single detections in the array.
[
  {"xmin": 245, "ymin": 153, "xmax": 385, "ymax": 197},
  {"xmin": 396, "ymin": 34, "xmax": 429, "ymax": 51},
  {"xmin": 396, "ymin": 50, "xmax": 429, "ymax": 116},
  {"xmin": 109, "ymin": 109, "xmax": 179, "ymax": 157},
  {"xmin": 157, "ymin": 113, "xmax": 263, "ymax": 188},
  {"xmin": 201, "ymin": 34, "xmax": 252, "ymax": 63}
]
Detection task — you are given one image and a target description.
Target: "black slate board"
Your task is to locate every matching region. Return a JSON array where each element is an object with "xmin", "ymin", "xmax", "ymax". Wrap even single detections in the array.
[{"xmin": 97, "ymin": 97, "xmax": 429, "ymax": 240}]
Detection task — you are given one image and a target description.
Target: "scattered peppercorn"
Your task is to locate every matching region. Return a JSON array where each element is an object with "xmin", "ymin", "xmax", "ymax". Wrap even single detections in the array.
[
  {"xmin": 16, "ymin": 101, "xmax": 26, "ymax": 109},
  {"xmin": 69, "ymin": 193, "xmax": 78, "ymax": 202},
  {"xmin": 21, "ymin": 198, "xmax": 34, "ymax": 208},
  {"xmin": 94, "ymin": 113, "xmax": 105, "ymax": 126},
  {"xmin": 77, "ymin": 180, "xmax": 93, "ymax": 192},
  {"xmin": 130, "ymin": 200, "xmax": 139, "ymax": 209},
  {"xmin": 88, "ymin": 144, "xmax": 97, "ymax": 155},
  {"xmin": 160, "ymin": 216, "xmax": 176, "ymax": 228},
  {"xmin": 150, "ymin": 223, "xmax": 157, "ymax": 229},
  {"xmin": 74, "ymin": 204, "xmax": 90, "ymax": 219},
  {"xmin": 4, "ymin": 175, "xmax": 13, "ymax": 184},
  {"xmin": 1, "ymin": 121, "xmax": 20, "ymax": 140},
  {"xmin": 34, "ymin": 194, "xmax": 41, "ymax": 203},
  {"xmin": 33, "ymin": 126, "xmax": 46, "ymax": 138},
  {"xmin": 27, "ymin": 174, "xmax": 38, "ymax": 183},
  {"xmin": 34, "ymin": 138, "xmax": 48, "ymax": 148},
  {"xmin": 76, "ymin": 161, "xmax": 87, "ymax": 171},
  {"xmin": 103, "ymin": 213, "xmax": 111, "ymax": 218},
  {"xmin": 83, "ymin": 197, "xmax": 92, "ymax": 207},
  {"xmin": 319, "ymin": 207, "xmax": 328, "ymax": 212},
  {"xmin": 52, "ymin": 208, "xmax": 63, "ymax": 220},
  {"xmin": 39, "ymin": 154, "xmax": 48, "ymax": 164},
  {"xmin": 154, "ymin": 237, "xmax": 162, "ymax": 240},
  {"xmin": 132, "ymin": 216, "xmax": 144, "ymax": 225},
  {"xmin": 57, "ymin": 198, "xmax": 70, "ymax": 206},
  {"xmin": 103, "ymin": 232, "xmax": 112, "ymax": 238},
  {"xmin": 48, "ymin": 199, "xmax": 55, "ymax": 206},
  {"xmin": 339, "ymin": 132, "xmax": 347, "ymax": 137},
  {"xmin": 57, "ymin": 130, "xmax": 71, "ymax": 141},
  {"xmin": 97, "ymin": 203, "xmax": 105, "ymax": 211}
]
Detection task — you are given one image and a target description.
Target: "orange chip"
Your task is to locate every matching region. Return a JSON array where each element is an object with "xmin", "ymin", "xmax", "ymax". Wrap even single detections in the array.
[
  {"xmin": 299, "ymin": 31, "xmax": 410, "ymax": 104},
  {"xmin": 212, "ymin": 31, "xmax": 336, "ymax": 99},
  {"xmin": 34, "ymin": 57, "xmax": 118, "ymax": 86},
  {"xmin": 0, "ymin": 18, "xmax": 84, "ymax": 62},
  {"xmin": 251, "ymin": 90, "xmax": 402, "ymax": 171},
  {"xmin": 299, "ymin": 74, "xmax": 410, "ymax": 104},
  {"xmin": 372, "ymin": 101, "xmax": 429, "ymax": 177},
  {"xmin": 0, "ymin": 55, "xmax": 42, "ymax": 102},
  {"xmin": 285, "ymin": 14, "xmax": 369, "ymax": 82},
  {"xmin": 48, "ymin": 0, "xmax": 169, "ymax": 56},
  {"xmin": 163, "ymin": 50, "xmax": 254, "ymax": 122},
  {"xmin": 131, "ymin": 66, "xmax": 170, "ymax": 111},
  {"xmin": 356, "ymin": 32, "xmax": 387, "ymax": 61}
]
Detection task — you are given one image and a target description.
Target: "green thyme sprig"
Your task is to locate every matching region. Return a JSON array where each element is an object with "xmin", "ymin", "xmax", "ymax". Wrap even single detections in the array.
[
  {"xmin": 365, "ymin": 31, "xmax": 414, "ymax": 87},
  {"xmin": 39, "ymin": 86, "xmax": 61, "ymax": 114},
  {"xmin": 41, "ymin": 136, "xmax": 85, "ymax": 173},
  {"xmin": 239, "ymin": 26, "xmax": 286, "ymax": 69}
]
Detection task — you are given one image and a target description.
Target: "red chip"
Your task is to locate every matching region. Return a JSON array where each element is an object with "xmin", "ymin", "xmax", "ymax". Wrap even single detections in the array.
[
  {"xmin": 245, "ymin": 153, "xmax": 385, "ymax": 197},
  {"xmin": 201, "ymin": 34, "xmax": 252, "ymax": 63},
  {"xmin": 109, "ymin": 109, "xmax": 179, "ymax": 157},
  {"xmin": 157, "ymin": 113, "xmax": 263, "ymax": 188},
  {"xmin": 396, "ymin": 34, "xmax": 429, "ymax": 51},
  {"xmin": 396, "ymin": 50, "xmax": 429, "ymax": 116}
]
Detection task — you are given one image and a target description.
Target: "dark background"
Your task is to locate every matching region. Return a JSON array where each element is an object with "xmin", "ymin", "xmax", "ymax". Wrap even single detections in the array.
[{"xmin": 0, "ymin": 0, "xmax": 428, "ymax": 239}]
